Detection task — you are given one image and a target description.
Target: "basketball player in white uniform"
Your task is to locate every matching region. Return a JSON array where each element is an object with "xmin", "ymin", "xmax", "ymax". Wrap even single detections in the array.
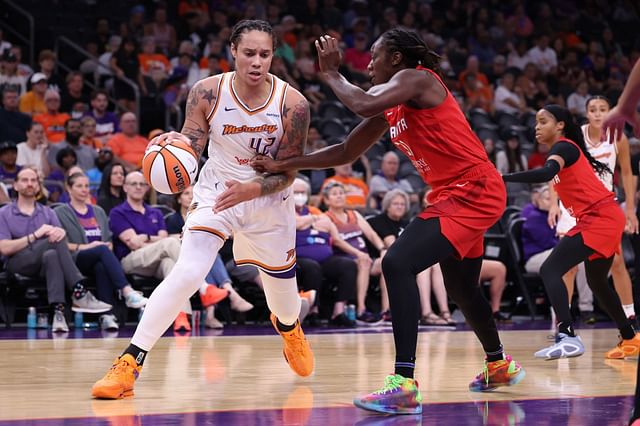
[
  {"xmin": 92, "ymin": 20, "xmax": 314, "ymax": 399},
  {"xmin": 550, "ymin": 96, "xmax": 638, "ymax": 322}
]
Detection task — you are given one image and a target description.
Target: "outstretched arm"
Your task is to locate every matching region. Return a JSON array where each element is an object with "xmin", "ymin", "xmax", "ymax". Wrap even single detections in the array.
[
  {"xmin": 315, "ymin": 35, "xmax": 431, "ymax": 117},
  {"xmin": 251, "ymin": 115, "xmax": 389, "ymax": 173}
]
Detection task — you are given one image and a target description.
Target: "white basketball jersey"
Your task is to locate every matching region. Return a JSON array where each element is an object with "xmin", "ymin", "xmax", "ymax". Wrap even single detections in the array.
[
  {"xmin": 203, "ymin": 72, "xmax": 288, "ymax": 184},
  {"xmin": 582, "ymin": 123, "xmax": 617, "ymax": 191}
]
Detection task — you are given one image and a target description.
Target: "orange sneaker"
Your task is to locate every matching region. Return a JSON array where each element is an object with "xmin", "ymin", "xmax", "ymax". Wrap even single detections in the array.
[
  {"xmin": 270, "ymin": 313, "xmax": 314, "ymax": 377},
  {"xmin": 173, "ymin": 311, "xmax": 191, "ymax": 332},
  {"xmin": 605, "ymin": 334, "xmax": 640, "ymax": 359},
  {"xmin": 91, "ymin": 354, "xmax": 142, "ymax": 399},
  {"xmin": 200, "ymin": 285, "xmax": 229, "ymax": 308}
]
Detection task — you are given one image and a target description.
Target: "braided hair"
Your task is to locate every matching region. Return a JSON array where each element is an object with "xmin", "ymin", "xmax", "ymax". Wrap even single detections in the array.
[
  {"xmin": 378, "ymin": 28, "xmax": 441, "ymax": 73},
  {"xmin": 230, "ymin": 20, "xmax": 276, "ymax": 50},
  {"xmin": 543, "ymin": 104, "xmax": 611, "ymax": 178}
]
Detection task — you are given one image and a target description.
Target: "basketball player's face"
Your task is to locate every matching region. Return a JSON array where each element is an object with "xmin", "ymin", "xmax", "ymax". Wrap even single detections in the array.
[
  {"xmin": 231, "ymin": 31, "xmax": 273, "ymax": 86},
  {"xmin": 535, "ymin": 109, "xmax": 562, "ymax": 146},
  {"xmin": 586, "ymin": 99, "xmax": 609, "ymax": 129},
  {"xmin": 367, "ymin": 40, "xmax": 393, "ymax": 85}
]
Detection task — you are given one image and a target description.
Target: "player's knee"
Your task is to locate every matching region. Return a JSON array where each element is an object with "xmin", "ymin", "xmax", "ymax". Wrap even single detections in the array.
[{"xmin": 381, "ymin": 247, "xmax": 405, "ymax": 277}]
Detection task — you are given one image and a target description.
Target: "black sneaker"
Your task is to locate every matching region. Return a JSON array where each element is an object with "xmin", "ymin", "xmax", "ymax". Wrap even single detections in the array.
[
  {"xmin": 330, "ymin": 313, "xmax": 356, "ymax": 327},
  {"xmin": 493, "ymin": 311, "xmax": 511, "ymax": 323}
]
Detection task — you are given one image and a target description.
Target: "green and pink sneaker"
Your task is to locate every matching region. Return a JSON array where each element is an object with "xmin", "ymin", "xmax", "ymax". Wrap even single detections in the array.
[{"xmin": 353, "ymin": 374, "xmax": 422, "ymax": 415}]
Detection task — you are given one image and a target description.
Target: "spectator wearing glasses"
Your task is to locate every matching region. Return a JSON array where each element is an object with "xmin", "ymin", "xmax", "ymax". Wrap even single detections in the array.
[{"xmin": 109, "ymin": 171, "xmax": 213, "ymax": 331}]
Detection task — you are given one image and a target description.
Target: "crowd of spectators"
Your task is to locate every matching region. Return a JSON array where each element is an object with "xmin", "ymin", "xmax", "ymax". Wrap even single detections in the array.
[{"xmin": 0, "ymin": 0, "xmax": 639, "ymax": 331}]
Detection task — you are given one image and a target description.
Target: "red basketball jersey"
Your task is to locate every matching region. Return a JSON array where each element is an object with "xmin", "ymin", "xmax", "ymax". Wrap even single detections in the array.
[
  {"xmin": 384, "ymin": 66, "xmax": 490, "ymax": 189},
  {"xmin": 553, "ymin": 138, "xmax": 615, "ymax": 218}
]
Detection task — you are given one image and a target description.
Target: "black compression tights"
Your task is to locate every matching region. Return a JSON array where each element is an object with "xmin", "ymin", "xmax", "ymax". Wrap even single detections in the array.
[
  {"xmin": 539, "ymin": 232, "xmax": 633, "ymax": 337},
  {"xmin": 383, "ymin": 217, "xmax": 502, "ymax": 378}
]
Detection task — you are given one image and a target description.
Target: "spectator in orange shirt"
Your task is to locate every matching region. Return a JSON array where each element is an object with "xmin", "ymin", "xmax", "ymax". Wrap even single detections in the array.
[
  {"xmin": 321, "ymin": 162, "xmax": 369, "ymax": 210},
  {"xmin": 18, "ymin": 72, "xmax": 48, "ymax": 116},
  {"xmin": 33, "ymin": 89, "xmax": 70, "ymax": 144},
  {"xmin": 458, "ymin": 55, "xmax": 490, "ymax": 88},
  {"xmin": 138, "ymin": 37, "xmax": 171, "ymax": 76},
  {"xmin": 107, "ymin": 112, "xmax": 148, "ymax": 170}
]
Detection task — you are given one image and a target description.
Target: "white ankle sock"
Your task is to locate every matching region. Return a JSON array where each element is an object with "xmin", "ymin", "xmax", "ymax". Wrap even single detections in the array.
[{"xmin": 623, "ymin": 304, "xmax": 635, "ymax": 318}]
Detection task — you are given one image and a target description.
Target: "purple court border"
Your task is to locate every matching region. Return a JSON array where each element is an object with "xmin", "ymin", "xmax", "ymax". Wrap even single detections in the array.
[{"xmin": 0, "ymin": 395, "xmax": 633, "ymax": 425}]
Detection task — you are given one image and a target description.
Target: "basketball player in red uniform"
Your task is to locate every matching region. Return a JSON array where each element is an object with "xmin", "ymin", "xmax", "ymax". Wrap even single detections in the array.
[
  {"xmin": 602, "ymin": 58, "xmax": 640, "ymax": 426},
  {"xmin": 252, "ymin": 28, "xmax": 525, "ymax": 415},
  {"xmin": 503, "ymin": 104, "xmax": 639, "ymax": 360}
]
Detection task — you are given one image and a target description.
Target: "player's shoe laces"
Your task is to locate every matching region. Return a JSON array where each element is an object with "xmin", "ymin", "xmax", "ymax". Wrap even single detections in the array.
[
  {"xmin": 605, "ymin": 334, "xmax": 640, "ymax": 359},
  {"xmin": 91, "ymin": 354, "xmax": 141, "ymax": 399},
  {"xmin": 469, "ymin": 355, "xmax": 525, "ymax": 392},
  {"xmin": 534, "ymin": 333, "xmax": 584, "ymax": 359},
  {"xmin": 271, "ymin": 314, "xmax": 314, "ymax": 376},
  {"xmin": 353, "ymin": 374, "xmax": 422, "ymax": 415}
]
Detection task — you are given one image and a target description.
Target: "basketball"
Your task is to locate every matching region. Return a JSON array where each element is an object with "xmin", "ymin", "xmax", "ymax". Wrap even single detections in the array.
[{"xmin": 142, "ymin": 140, "xmax": 198, "ymax": 194}]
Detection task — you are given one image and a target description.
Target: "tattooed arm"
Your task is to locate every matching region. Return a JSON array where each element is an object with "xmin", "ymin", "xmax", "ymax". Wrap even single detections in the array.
[
  {"xmin": 214, "ymin": 88, "xmax": 310, "ymax": 212},
  {"xmin": 147, "ymin": 76, "xmax": 219, "ymax": 161},
  {"xmin": 254, "ymin": 88, "xmax": 309, "ymax": 195}
]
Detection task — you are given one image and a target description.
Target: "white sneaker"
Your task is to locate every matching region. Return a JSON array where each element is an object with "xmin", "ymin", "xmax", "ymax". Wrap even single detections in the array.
[
  {"xmin": 534, "ymin": 333, "xmax": 585, "ymax": 359},
  {"xmin": 205, "ymin": 315, "xmax": 224, "ymax": 329},
  {"xmin": 124, "ymin": 290, "xmax": 148, "ymax": 309},
  {"xmin": 99, "ymin": 314, "xmax": 119, "ymax": 331},
  {"xmin": 52, "ymin": 311, "xmax": 69, "ymax": 332},
  {"xmin": 72, "ymin": 291, "xmax": 112, "ymax": 313}
]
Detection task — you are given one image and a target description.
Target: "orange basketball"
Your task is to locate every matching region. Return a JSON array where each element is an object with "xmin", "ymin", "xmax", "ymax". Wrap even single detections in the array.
[{"xmin": 142, "ymin": 140, "xmax": 199, "ymax": 194}]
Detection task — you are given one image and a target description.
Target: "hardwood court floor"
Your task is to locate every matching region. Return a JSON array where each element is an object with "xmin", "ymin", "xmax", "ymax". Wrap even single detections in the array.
[{"xmin": 0, "ymin": 327, "xmax": 636, "ymax": 424}]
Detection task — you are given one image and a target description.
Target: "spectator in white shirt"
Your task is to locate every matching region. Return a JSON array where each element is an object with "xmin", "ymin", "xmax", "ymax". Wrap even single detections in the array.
[
  {"xmin": 566, "ymin": 81, "xmax": 591, "ymax": 118},
  {"xmin": 494, "ymin": 73, "xmax": 526, "ymax": 116},
  {"xmin": 525, "ymin": 34, "xmax": 557, "ymax": 74},
  {"xmin": 507, "ymin": 40, "xmax": 530, "ymax": 70},
  {"xmin": 16, "ymin": 121, "xmax": 50, "ymax": 176}
]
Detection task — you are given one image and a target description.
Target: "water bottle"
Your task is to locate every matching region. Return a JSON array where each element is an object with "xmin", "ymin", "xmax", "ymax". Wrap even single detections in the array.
[
  {"xmin": 346, "ymin": 304, "xmax": 356, "ymax": 322},
  {"xmin": 74, "ymin": 312, "xmax": 83, "ymax": 329},
  {"xmin": 27, "ymin": 307, "xmax": 37, "ymax": 329}
]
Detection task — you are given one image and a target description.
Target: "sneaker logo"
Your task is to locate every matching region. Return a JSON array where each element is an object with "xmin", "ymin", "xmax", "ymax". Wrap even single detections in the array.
[{"xmin": 224, "ymin": 107, "xmax": 237, "ymax": 112}]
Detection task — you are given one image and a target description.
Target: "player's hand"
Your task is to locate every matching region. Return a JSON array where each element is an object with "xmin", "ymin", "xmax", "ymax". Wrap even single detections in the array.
[
  {"xmin": 547, "ymin": 203, "xmax": 560, "ymax": 228},
  {"xmin": 146, "ymin": 131, "xmax": 191, "ymax": 150},
  {"xmin": 601, "ymin": 105, "xmax": 640, "ymax": 142},
  {"xmin": 625, "ymin": 208, "xmax": 639, "ymax": 234},
  {"xmin": 214, "ymin": 180, "xmax": 261, "ymax": 213},
  {"xmin": 315, "ymin": 35, "xmax": 342, "ymax": 73},
  {"xmin": 251, "ymin": 155, "xmax": 283, "ymax": 174}
]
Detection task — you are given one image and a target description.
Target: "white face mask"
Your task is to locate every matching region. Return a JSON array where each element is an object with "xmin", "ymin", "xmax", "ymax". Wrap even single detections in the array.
[{"xmin": 294, "ymin": 193, "xmax": 308, "ymax": 207}]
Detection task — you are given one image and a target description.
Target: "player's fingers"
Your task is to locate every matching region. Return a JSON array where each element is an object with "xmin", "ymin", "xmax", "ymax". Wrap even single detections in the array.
[{"xmin": 314, "ymin": 40, "xmax": 322, "ymax": 53}]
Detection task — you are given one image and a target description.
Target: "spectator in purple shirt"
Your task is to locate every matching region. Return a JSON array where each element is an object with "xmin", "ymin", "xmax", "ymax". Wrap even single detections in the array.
[
  {"xmin": 85, "ymin": 89, "xmax": 119, "ymax": 146},
  {"xmin": 521, "ymin": 184, "xmax": 559, "ymax": 274},
  {"xmin": 108, "ymin": 171, "xmax": 214, "ymax": 332},
  {"xmin": 0, "ymin": 167, "xmax": 111, "ymax": 332}
]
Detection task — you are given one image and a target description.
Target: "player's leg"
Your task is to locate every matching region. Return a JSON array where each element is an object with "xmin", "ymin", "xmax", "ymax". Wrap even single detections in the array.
[
  {"xmin": 354, "ymin": 217, "xmax": 453, "ymax": 415},
  {"xmin": 535, "ymin": 233, "xmax": 594, "ymax": 359},
  {"xmin": 440, "ymin": 256, "xmax": 524, "ymax": 392},
  {"xmin": 611, "ymin": 250, "xmax": 636, "ymax": 319},
  {"xmin": 91, "ymin": 229, "xmax": 224, "ymax": 398},
  {"xmin": 584, "ymin": 256, "xmax": 640, "ymax": 359}
]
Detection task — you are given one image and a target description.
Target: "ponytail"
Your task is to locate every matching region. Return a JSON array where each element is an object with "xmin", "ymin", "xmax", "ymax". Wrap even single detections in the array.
[
  {"xmin": 543, "ymin": 104, "xmax": 611, "ymax": 177},
  {"xmin": 379, "ymin": 28, "xmax": 441, "ymax": 74}
]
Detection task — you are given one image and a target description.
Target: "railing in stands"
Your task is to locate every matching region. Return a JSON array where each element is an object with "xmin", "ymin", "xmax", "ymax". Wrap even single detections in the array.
[
  {"xmin": 54, "ymin": 36, "xmax": 140, "ymax": 121},
  {"xmin": 0, "ymin": 0, "xmax": 35, "ymax": 67}
]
